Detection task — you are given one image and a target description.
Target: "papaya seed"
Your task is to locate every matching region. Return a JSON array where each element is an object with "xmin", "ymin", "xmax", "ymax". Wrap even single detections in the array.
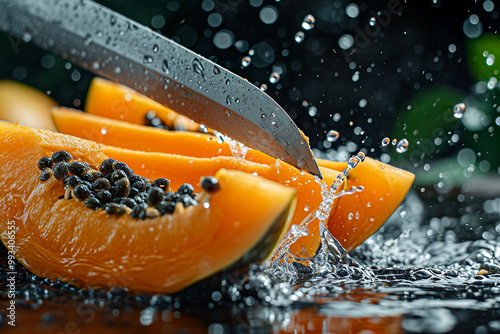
[
  {"xmin": 153, "ymin": 178, "xmax": 170, "ymax": 191},
  {"xmin": 145, "ymin": 207, "xmax": 160, "ymax": 218},
  {"xmin": 177, "ymin": 183, "xmax": 194, "ymax": 196},
  {"xmin": 85, "ymin": 196, "xmax": 101, "ymax": 210},
  {"xmin": 147, "ymin": 187, "xmax": 164, "ymax": 207},
  {"xmin": 99, "ymin": 158, "xmax": 115, "ymax": 174},
  {"xmin": 201, "ymin": 176, "xmax": 220, "ymax": 193},
  {"xmin": 40, "ymin": 168, "xmax": 53, "ymax": 182},
  {"xmin": 38, "ymin": 156, "xmax": 53, "ymax": 170},
  {"xmin": 68, "ymin": 161, "xmax": 89, "ymax": 175},
  {"xmin": 128, "ymin": 187, "xmax": 139, "ymax": 198},
  {"xmin": 96, "ymin": 189, "xmax": 112, "ymax": 204},
  {"xmin": 74, "ymin": 184, "xmax": 91, "ymax": 201},
  {"xmin": 159, "ymin": 201, "xmax": 176, "ymax": 215},
  {"xmin": 106, "ymin": 202, "xmax": 119, "ymax": 215},
  {"xmin": 114, "ymin": 178, "xmax": 130, "ymax": 197},
  {"xmin": 80, "ymin": 173, "xmax": 95, "ymax": 183},
  {"xmin": 52, "ymin": 150, "xmax": 73, "ymax": 163},
  {"xmin": 110, "ymin": 170, "xmax": 128, "ymax": 183},
  {"xmin": 93, "ymin": 177, "xmax": 111, "ymax": 191},
  {"xmin": 53, "ymin": 162, "xmax": 69, "ymax": 180},
  {"xmin": 64, "ymin": 175, "xmax": 81, "ymax": 188}
]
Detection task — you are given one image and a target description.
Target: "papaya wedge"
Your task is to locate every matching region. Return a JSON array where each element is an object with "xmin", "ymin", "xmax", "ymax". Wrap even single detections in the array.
[
  {"xmin": 0, "ymin": 122, "xmax": 296, "ymax": 293},
  {"xmin": 53, "ymin": 106, "xmax": 415, "ymax": 253}
]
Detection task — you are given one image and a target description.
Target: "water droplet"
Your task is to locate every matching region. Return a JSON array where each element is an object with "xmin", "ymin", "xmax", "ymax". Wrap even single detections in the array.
[
  {"xmin": 260, "ymin": 84, "xmax": 268, "ymax": 91},
  {"xmin": 114, "ymin": 66, "xmax": 121, "ymax": 74},
  {"xmin": 84, "ymin": 34, "xmax": 93, "ymax": 46},
  {"xmin": 96, "ymin": 31, "xmax": 103, "ymax": 37},
  {"xmin": 269, "ymin": 72, "xmax": 280, "ymax": 84},
  {"xmin": 352, "ymin": 71, "xmax": 360, "ymax": 82},
  {"xmin": 486, "ymin": 54, "xmax": 495, "ymax": 66},
  {"xmin": 348, "ymin": 212, "xmax": 354, "ymax": 220},
  {"xmin": 369, "ymin": 17, "xmax": 376, "ymax": 26},
  {"xmin": 381, "ymin": 137, "xmax": 390, "ymax": 146},
  {"xmin": 326, "ymin": 130, "xmax": 339, "ymax": 142},
  {"xmin": 308, "ymin": 106, "xmax": 317, "ymax": 117},
  {"xmin": 392, "ymin": 139, "xmax": 398, "ymax": 146},
  {"xmin": 396, "ymin": 138, "xmax": 409, "ymax": 153},
  {"xmin": 213, "ymin": 65, "xmax": 221, "ymax": 75},
  {"xmin": 301, "ymin": 14, "xmax": 315, "ymax": 30},
  {"xmin": 225, "ymin": 110, "xmax": 232, "ymax": 117},
  {"xmin": 200, "ymin": 124, "xmax": 209, "ymax": 133},
  {"xmin": 92, "ymin": 61, "xmax": 100, "ymax": 70},
  {"xmin": 162, "ymin": 60, "xmax": 169, "ymax": 74},
  {"xmin": 294, "ymin": 31, "xmax": 305, "ymax": 43},
  {"xmin": 153, "ymin": 44, "xmax": 159, "ymax": 53},
  {"xmin": 143, "ymin": 55, "xmax": 153, "ymax": 64},
  {"xmin": 453, "ymin": 103, "xmax": 466, "ymax": 119},
  {"xmin": 193, "ymin": 58, "xmax": 205, "ymax": 79},
  {"xmin": 101, "ymin": 128, "xmax": 107, "ymax": 135},
  {"xmin": 225, "ymin": 79, "xmax": 230, "ymax": 85},
  {"xmin": 110, "ymin": 16, "xmax": 117, "ymax": 26},
  {"xmin": 226, "ymin": 96, "xmax": 231, "ymax": 105},
  {"xmin": 241, "ymin": 56, "xmax": 251, "ymax": 67},
  {"xmin": 261, "ymin": 113, "xmax": 267, "ymax": 119}
]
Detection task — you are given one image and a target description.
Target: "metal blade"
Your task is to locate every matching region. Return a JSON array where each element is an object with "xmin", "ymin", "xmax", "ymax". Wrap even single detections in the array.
[{"xmin": 0, "ymin": 0, "xmax": 321, "ymax": 178}]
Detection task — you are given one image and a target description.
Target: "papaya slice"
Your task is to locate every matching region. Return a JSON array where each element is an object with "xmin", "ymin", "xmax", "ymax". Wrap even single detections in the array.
[
  {"xmin": 52, "ymin": 107, "xmax": 275, "ymax": 164},
  {"xmin": 52, "ymin": 106, "xmax": 415, "ymax": 253},
  {"xmin": 318, "ymin": 158, "xmax": 414, "ymax": 252},
  {"xmin": 0, "ymin": 122, "xmax": 296, "ymax": 293},
  {"xmin": 85, "ymin": 77, "xmax": 203, "ymax": 132},
  {"xmin": 0, "ymin": 80, "xmax": 58, "ymax": 131}
]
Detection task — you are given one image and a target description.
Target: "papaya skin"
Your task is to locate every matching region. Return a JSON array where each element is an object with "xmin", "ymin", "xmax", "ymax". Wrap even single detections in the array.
[
  {"xmin": 53, "ymin": 106, "xmax": 415, "ymax": 253},
  {"xmin": 0, "ymin": 122, "xmax": 296, "ymax": 293}
]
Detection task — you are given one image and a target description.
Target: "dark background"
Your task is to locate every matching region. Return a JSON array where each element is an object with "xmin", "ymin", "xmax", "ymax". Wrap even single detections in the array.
[{"xmin": 1, "ymin": 0, "xmax": 499, "ymax": 182}]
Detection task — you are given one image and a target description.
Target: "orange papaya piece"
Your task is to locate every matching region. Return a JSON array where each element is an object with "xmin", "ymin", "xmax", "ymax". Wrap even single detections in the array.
[
  {"xmin": 0, "ymin": 122, "xmax": 296, "ymax": 293},
  {"xmin": 0, "ymin": 80, "xmax": 58, "ymax": 131},
  {"xmin": 85, "ymin": 77, "xmax": 202, "ymax": 131},
  {"xmin": 53, "ymin": 106, "xmax": 415, "ymax": 253}
]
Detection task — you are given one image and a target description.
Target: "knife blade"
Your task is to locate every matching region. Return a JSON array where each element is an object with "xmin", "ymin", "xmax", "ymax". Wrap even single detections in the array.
[{"xmin": 0, "ymin": 0, "xmax": 321, "ymax": 178}]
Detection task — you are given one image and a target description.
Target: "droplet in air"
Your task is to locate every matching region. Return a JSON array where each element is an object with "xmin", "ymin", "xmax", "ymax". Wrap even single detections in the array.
[
  {"xmin": 260, "ymin": 84, "xmax": 268, "ymax": 91},
  {"xmin": 308, "ymin": 106, "xmax": 317, "ymax": 117},
  {"xmin": 381, "ymin": 137, "xmax": 390, "ymax": 146},
  {"xmin": 453, "ymin": 103, "xmax": 466, "ymax": 119},
  {"xmin": 241, "ymin": 56, "xmax": 251, "ymax": 67},
  {"xmin": 302, "ymin": 14, "xmax": 315, "ymax": 30},
  {"xmin": 269, "ymin": 72, "xmax": 280, "ymax": 84},
  {"xmin": 294, "ymin": 31, "xmax": 305, "ymax": 43},
  {"xmin": 392, "ymin": 139, "xmax": 398, "ymax": 145},
  {"xmin": 143, "ymin": 55, "xmax": 153, "ymax": 64},
  {"xmin": 326, "ymin": 130, "xmax": 339, "ymax": 142},
  {"xmin": 486, "ymin": 54, "xmax": 495, "ymax": 66},
  {"xmin": 396, "ymin": 139, "xmax": 409, "ymax": 153},
  {"xmin": 369, "ymin": 17, "xmax": 376, "ymax": 26}
]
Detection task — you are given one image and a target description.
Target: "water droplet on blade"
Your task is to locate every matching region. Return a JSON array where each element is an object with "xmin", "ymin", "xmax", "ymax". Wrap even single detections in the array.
[
  {"xmin": 162, "ymin": 60, "xmax": 169, "ymax": 74},
  {"xmin": 143, "ymin": 55, "xmax": 153, "ymax": 64}
]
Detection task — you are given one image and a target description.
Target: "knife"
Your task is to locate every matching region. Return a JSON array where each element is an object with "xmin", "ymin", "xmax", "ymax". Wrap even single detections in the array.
[{"xmin": 0, "ymin": 0, "xmax": 322, "ymax": 178}]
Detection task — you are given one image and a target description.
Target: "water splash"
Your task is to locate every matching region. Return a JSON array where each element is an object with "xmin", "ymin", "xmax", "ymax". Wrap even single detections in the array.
[
  {"xmin": 214, "ymin": 131, "xmax": 249, "ymax": 159},
  {"xmin": 266, "ymin": 152, "xmax": 369, "ymax": 283}
]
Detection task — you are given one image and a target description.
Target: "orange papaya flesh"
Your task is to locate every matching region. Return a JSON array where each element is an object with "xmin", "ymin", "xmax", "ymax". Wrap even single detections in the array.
[
  {"xmin": 318, "ymin": 158, "xmax": 415, "ymax": 252},
  {"xmin": 0, "ymin": 80, "xmax": 58, "ymax": 131},
  {"xmin": 102, "ymin": 145, "xmax": 342, "ymax": 258},
  {"xmin": 85, "ymin": 77, "xmax": 203, "ymax": 132},
  {"xmin": 0, "ymin": 122, "xmax": 296, "ymax": 293},
  {"xmin": 52, "ymin": 107, "xmax": 276, "ymax": 165},
  {"xmin": 53, "ymin": 105, "xmax": 415, "ymax": 253}
]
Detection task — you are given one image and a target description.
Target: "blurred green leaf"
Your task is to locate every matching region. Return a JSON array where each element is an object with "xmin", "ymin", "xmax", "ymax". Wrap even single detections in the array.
[
  {"xmin": 390, "ymin": 85, "xmax": 467, "ymax": 171},
  {"xmin": 467, "ymin": 33, "xmax": 500, "ymax": 82}
]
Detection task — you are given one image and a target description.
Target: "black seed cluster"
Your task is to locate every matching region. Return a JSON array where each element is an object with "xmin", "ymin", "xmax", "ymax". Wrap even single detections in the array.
[{"xmin": 37, "ymin": 151, "xmax": 218, "ymax": 219}]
